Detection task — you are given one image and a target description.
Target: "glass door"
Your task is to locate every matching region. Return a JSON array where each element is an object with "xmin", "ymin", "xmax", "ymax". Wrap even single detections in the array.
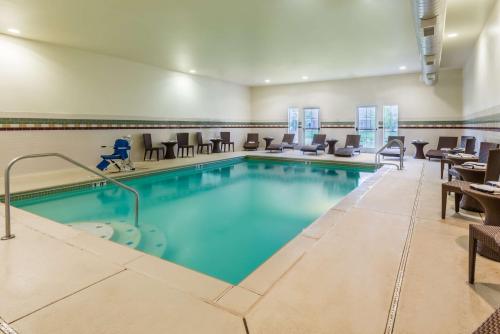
[
  {"xmin": 383, "ymin": 105, "xmax": 399, "ymax": 144},
  {"xmin": 288, "ymin": 107, "xmax": 300, "ymax": 143},
  {"xmin": 303, "ymin": 108, "xmax": 320, "ymax": 145},
  {"xmin": 356, "ymin": 106, "xmax": 377, "ymax": 151}
]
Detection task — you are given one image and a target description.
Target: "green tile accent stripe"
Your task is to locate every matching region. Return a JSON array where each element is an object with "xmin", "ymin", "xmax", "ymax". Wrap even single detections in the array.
[
  {"xmin": 1, "ymin": 113, "xmax": 499, "ymax": 131},
  {"xmin": 0, "ymin": 118, "xmax": 289, "ymax": 130},
  {"xmin": 321, "ymin": 121, "xmax": 355, "ymax": 128}
]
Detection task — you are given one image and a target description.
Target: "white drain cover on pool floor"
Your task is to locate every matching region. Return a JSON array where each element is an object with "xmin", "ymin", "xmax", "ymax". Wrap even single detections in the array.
[{"xmin": 67, "ymin": 222, "xmax": 114, "ymax": 240}]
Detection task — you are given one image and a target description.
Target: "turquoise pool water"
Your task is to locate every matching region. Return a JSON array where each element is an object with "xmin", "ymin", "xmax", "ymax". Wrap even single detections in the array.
[{"xmin": 14, "ymin": 158, "xmax": 374, "ymax": 284}]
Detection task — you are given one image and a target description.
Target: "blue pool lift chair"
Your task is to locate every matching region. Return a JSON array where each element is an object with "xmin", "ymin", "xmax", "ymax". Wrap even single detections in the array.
[{"xmin": 97, "ymin": 136, "xmax": 135, "ymax": 172}]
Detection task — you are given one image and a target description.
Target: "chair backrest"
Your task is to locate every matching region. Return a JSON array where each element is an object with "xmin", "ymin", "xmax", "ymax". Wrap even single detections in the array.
[
  {"xmin": 485, "ymin": 149, "xmax": 500, "ymax": 182},
  {"xmin": 312, "ymin": 134, "xmax": 327, "ymax": 145},
  {"xmin": 247, "ymin": 133, "xmax": 259, "ymax": 142},
  {"xmin": 177, "ymin": 132, "xmax": 189, "ymax": 146},
  {"xmin": 196, "ymin": 132, "xmax": 203, "ymax": 145},
  {"xmin": 387, "ymin": 136, "xmax": 405, "ymax": 148},
  {"xmin": 460, "ymin": 136, "xmax": 475, "ymax": 148},
  {"xmin": 345, "ymin": 135, "xmax": 361, "ymax": 148},
  {"xmin": 464, "ymin": 137, "xmax": 476, "ymax": 154},
  {"xmin": 437, "ymin": 136, "xmax": 458, "ymax": 150},
  {"xmin": 143, "ymin": 133, "xmax": 153, "ymax": 150},
  {"xmin": 220, "ymin": 132, "xmax": 231, "ymax": 143},
  {"xmin": 283, "ymin": 133, "xmax": 295, "ymax": 144},
  {"xmin": 478, "ymin": 142, "xmax": 500, "ymax": 163}
]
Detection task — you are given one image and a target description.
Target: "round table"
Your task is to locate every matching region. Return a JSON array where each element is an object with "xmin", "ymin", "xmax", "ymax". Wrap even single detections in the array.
[
  {"xmin": 463, "ymin": 185, "xmax": 500, "ymax": 261},
  {"xmin": 440, "ymin": 154, "xmax": 479, "ymax": 179},
  {"xmin": 210, "ymin": 138, "xmax": 222, "ymax": 153},
  {"xmin": 326, "ymin": 139, "xmax": 338, "ymax": 155},
  {"xmin": 263, "ymin": 137, "xmax": 274, "ymax": 150},
  {"xmin": 453, "ymin": 165, "xmax": 486, "ymax": 212},
  {"xmin": 161, "ymin": 141, "xmax": 177, "ymax": 159},
  {"xmin": 411, "ymin": 141, "xmax": 428, "ymax": 159}
]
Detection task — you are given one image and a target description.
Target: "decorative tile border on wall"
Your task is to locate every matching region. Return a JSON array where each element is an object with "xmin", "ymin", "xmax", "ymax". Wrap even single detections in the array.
[
  {"xmin": 0, "ymin": 118, "xmax": 288, "ymax": 131},
  {"xmin": 0, "ymin": 114, "xmax": 499, "ymax": 131},
  {"xmin": 375, "ymin": 114, "xmax": 500, "ymax": 131},
  {"xmin": 320, "ymin": 121, "xmax": 355, "ymax": 128}
]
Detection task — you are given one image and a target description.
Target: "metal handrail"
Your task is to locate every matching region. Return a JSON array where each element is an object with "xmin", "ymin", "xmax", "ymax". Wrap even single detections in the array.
[
  {"xmin": 375, "ymin": 139, "xmax": 404, "ymax": 170},
  {"xmin": 1, "ymin": 153, "xmax": 140, "ymax": 240}
]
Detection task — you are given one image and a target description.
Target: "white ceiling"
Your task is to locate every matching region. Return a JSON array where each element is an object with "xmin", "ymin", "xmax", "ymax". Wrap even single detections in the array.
[{"xmin": 0, "ymin": 0, "xmax": 496, "ymax": 86}]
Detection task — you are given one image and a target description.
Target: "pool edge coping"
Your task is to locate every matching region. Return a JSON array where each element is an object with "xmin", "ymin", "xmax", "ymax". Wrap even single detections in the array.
[{"xmin": 1, "ymin": 153, "xmax": 386, "ymax": 317}]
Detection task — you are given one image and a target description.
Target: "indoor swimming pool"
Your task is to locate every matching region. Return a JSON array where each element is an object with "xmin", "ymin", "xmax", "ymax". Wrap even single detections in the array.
[{"xmin": 13, "ymin": 158, "xmax": 374, "ymax": 284}]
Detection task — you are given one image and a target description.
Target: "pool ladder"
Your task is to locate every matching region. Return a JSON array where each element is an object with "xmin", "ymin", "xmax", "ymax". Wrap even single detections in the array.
[
  {"xmin": 1, "ymin": 153, "xmax": 140, "ymax": 241},
  {"xmin": 375, "ymin": 139, "xmax": 404, "ymax": 170}
]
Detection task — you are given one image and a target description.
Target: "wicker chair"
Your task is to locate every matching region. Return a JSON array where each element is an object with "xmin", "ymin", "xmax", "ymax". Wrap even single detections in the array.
[
  {"xmin": 243, "ymin": 133, "xmax": 259, "ymax": 150},
  {"xmin": 334, "ymin": 135, "xmax": 362, "ymax": 157},
  {"xmin": 479, "ymin": 142, "xmax": 500, "ymax": 164},
  {"xmin": 220, "ymin": 132, "xmax": 235, "ymax": 152},
  {"xmin": 267, "ymin": 133, "xmax": 295, "ymax": 152},
  {"xmin": 441, "ymin": 137, "xmax": 478, "ymax": 179},
  {"xmin": 196, "ymin": 132, "xmax": 212, "ymax": 154},
  {"xmin": 473, "ymin": 307, "xmax": 500, "ymax": 334},
  {"xmin": 462, "ymin": 136, "xmax": 477, "ymax": 154},
  {"xmin": 143, "ymin": 133, "xmax": 164, "ymax": 161},
  {"xmin": 379, "ymin": 135, "xmax": 406, "ymax": 158},
  {"xmin": 177, "ymin": 132, "xmax": 194, "ymax": 158},
  {"xmin": 300, "ymin": 134, "xmax": 327, "ymax": 155},
  {"xmin": 441, "ymin": 149, "xmax": 500, "ymax": 219},
  {"xmin": 426, "ymin": 136, "xmax": 458, "ymax": 160},
  {"xmin": 469, "ymin": 224, "xmax": 500, "ymax": 284},
  {"xmin": 445, "ymin": 142, "xmax": 500, "ymax": 181}
]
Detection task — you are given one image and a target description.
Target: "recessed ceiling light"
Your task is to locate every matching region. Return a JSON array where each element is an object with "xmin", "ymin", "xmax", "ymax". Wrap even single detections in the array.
[
  {"xmin": 264, "ymin": 79, "xmax": 270, "ymax": 84},
  {"xmin": 447, "ymin": 33, "xmax": 459, "ymax": 38},
  {"xmin": 302, "ymin": 76, "xmax": 309, "ymax": 80},
  {"xmin": 7, "ymin": 28, "xmax": 20, "ymax": 34},
  {"xmin": 399, "ymin": 65, "xmax": 407, "ymax": 70},
  {"xmin": 189, "ymin": 69, "xmax": 196, "ymax": 74}
]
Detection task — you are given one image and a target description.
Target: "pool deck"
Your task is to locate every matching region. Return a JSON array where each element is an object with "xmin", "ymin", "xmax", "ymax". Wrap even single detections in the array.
[{"xmin": 1, "ymin": 150, "xmax": 500, "ymax": 333}]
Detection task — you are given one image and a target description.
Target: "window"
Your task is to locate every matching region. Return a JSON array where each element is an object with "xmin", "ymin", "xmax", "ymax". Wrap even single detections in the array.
[
  {"xmin": 303, "ymin": 108, "xmax": 320, "ymax": 145},
  {"xmin": 287, "ymin": 107, "xmax": 299, "ymax": 143},
  {"xmin": 356, "ymin": 106, "xmax": 377, "ymax": 150},
  {"xmin": 383, "ymin": 105, "xmax": 399, "ymax": 144}
]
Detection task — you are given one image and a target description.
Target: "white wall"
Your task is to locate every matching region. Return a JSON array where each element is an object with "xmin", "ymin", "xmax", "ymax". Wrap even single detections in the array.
[
  {"xmin": 0, "ymin": 34, "xmax": 251, "ymax": 174},
  {"xmin": 251, "ymin": 69, "xmax": 464, "ymax": 153},
  {"xmin": 463, "ymin": 0, "xmax": 500, "ymax": 144},
  {"xmin": 251, "ymin": 69, "xmax": 462, "ymax": 122},
  {"xmin": 0, "ymin": 34, "xmax": 250, "ymax": 121}
]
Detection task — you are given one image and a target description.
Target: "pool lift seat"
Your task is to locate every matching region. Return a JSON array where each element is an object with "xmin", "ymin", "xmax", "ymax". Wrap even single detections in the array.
[{"xmin": 97, "ymin": 136, "xmax": 135, "ymax": 172}]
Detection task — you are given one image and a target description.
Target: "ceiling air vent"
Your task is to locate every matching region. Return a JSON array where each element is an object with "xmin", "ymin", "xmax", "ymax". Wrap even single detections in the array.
[
  {"xmin": 412, "ymin": 0, "xmax": 446, "ymax": 85},
  {"xmin": 423, "ymin": 26, "xmax": 435, "ymax": 37}
]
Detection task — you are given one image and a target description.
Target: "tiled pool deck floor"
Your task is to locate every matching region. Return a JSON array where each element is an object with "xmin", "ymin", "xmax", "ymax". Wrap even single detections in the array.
[{"xmin": 1, "ymin": 150, "xmax": 500, "ymax": 333}]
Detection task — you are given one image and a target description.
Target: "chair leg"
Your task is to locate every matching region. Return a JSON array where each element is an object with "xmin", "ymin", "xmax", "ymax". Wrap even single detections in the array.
[
  {"xmin": 469, "ymin": 235, "xmax": 477, "ymax": 284},
  {"xmin": 144, "ymin": 150, "xmax": 148, "ymax": 161},
  {"xmin": 232, "ymin": 143, "xmax": 234, "ymax": 152},
  {"xmin": 455, "ymin": 193, "xmax": 461, "ymax": 213},
  {"xmin": 440, "ymin": 161, "xmax": 444, "ymax": 179},
  {"xmin": 149, "ymin": 150, "xmax": 153, "ymax": 160},
  {"xmin": 156, "ymin": 149, "xmax": 159, "ymax": 161},
  {"xmin": 177, "ymin": 147, "xmax": 180, "ymax": 157},
  {"xmin": 441, "ymin": 188, "xmax": 447, "ymax": 219}
]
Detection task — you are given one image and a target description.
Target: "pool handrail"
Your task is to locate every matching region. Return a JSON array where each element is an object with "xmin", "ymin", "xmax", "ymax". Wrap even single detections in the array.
[
  {"xmin": 375, "ymin": 139, "xmax": 404, "ymax": 170},
  {"xmin": 1, "ymin": 153, "xmax": 140, "ymax": 240}
]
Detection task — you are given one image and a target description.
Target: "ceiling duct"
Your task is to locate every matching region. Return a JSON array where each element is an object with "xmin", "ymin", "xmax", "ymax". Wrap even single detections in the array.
[{"xmin": 411, "ymin": 0, "xmax": 447, "ymax": 85}]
